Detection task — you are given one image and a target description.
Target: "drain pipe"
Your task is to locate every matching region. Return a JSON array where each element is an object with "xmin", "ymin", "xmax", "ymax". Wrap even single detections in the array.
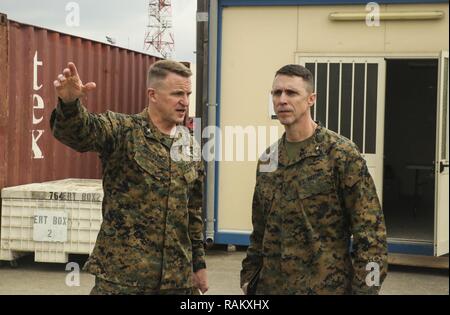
[
  {"xmin": 205, "ymin": 103, "xmax": 216, "ymax": 248},
  {"xmin": 203, "ymin": 0, "xmax": 218, "ymax": 247}
]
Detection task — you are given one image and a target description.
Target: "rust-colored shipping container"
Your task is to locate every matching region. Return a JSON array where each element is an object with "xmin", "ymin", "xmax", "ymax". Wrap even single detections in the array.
[{"xmin": 0, "ymin": 14, "xmax": 163, "ymax": 192}]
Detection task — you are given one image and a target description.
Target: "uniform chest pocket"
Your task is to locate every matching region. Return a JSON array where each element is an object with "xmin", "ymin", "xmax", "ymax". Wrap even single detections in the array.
[
  {"xmin": 297, "ymin": 175, "xmax": 335, "ymax": 200},
  {"xmin": 296, "ymin": 175, "xmax": 343, "ymax": 228},
  {"xmin": 133, "ymin": 150, "xmax": 166, "ymax": 181}
]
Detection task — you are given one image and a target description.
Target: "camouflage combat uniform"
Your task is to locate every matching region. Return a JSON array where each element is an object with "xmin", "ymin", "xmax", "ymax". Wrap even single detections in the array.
[
  {"xmin": 241, "ymin": 124, "xmax": 388, "ymax": 295},
  {"xmin": 50, "ymin": 99, "xmax": 206, "ymax": 294},
  {"xmin": 89, "ymin": 278, "xmax": 200, "ymax": 295}
]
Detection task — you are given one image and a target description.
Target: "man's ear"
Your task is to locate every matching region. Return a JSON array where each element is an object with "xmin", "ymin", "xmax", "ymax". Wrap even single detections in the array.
[
  {"xmin": 148, "ymin": 88, "xmax": 156, "ymax": 102},
  {"xmin": 308, "ymin": 93, "xmax": 317, "ymax": 107}
]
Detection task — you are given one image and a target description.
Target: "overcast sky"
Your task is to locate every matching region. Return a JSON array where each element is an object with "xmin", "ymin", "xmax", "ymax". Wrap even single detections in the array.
[{"xmin": 0, "ymin": 0, "xmax": 197, "ymax": 62}]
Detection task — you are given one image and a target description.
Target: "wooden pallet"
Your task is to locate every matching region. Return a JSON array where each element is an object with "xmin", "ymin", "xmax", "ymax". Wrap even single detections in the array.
[{"xmin": 388, "ymin": 253, "xmax": 449, "ymax": 269}]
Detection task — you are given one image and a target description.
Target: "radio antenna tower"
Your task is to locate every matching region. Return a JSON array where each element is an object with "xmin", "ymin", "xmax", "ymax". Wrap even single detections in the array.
[{"xmin": 144, "ymin": 0, "xmax": 175, "ymax": 59}]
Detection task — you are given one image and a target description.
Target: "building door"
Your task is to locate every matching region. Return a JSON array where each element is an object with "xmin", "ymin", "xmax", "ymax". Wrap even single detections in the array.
[
  {"xmin": 384, "ymin": 59, "xmax": 437, "ymax": 248},
  {"xmin": 435, "ymin": 51, "xmax": 449, "ymax": 256},
  {"xmin": 297, "ymin": 56, "xmax": 386, "ymax": 200}
]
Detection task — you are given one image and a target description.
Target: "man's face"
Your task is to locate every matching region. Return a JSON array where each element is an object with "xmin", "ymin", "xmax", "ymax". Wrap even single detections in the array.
[
  {"xmin": 148, "ymin": 72, "xmax": 192, "ymax": 125},
  {"xmin": 271, "ymin": 75, "xmax": 316, "ymax": 126}
]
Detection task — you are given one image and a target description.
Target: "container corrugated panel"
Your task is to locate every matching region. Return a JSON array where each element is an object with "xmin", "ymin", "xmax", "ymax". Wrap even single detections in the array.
[
  {"xmin": 0, "ymin": 13, "xmax": 163, "ymax": 193},
  {"xmin": 1, "ymin": 179, "xmax": 103, "ymax": 263}
]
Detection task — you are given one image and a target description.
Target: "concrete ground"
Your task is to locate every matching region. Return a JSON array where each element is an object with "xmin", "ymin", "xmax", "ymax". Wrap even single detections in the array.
[{"xmin": 0, "ymin": 249, "xmax": 448, "ymax": 295}]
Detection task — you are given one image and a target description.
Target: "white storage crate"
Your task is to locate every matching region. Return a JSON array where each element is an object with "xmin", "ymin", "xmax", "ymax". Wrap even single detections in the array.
[{"xmin": 0, "ymin": 179, "xmax": 103, "ymax": 263}]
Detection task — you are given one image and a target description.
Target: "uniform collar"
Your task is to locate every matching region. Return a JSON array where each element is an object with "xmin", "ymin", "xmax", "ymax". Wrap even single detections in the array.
[
  {"xmin": 278, "ymin": 121, "xmax": 326, "ymax": 167},
  {"xmin": 136, "ymin": 108, "xmax": 176, "ymax": 149}
]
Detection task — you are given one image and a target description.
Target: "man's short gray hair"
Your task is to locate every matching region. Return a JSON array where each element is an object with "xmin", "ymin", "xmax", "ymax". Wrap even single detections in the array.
[
  {"xmin": 147, "ymin": 60, "xmax": 192, "ymax": 88},
  {"xmin": 275, "ymin": 64, "xmax": 315, "ymax": 93}
]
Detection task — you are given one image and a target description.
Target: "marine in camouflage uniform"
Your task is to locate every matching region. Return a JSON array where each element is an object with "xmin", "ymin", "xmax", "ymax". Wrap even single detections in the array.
[
  {"xmin": 50, "ymin": 61, "xmax": 206, "ymax": 295},
  {"xmin": 241, "ymin": 65, "xmax": 387, "ymax": 295}
]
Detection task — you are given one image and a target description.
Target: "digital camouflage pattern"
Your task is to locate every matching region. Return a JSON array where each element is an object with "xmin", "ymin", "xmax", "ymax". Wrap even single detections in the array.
[
  {"xmin": 90, "ymin": 278, "xmax": 199, "ymax": 295},
  {"xmin": 50, "ymin": 99, "xmax": 205, "ymax": 292},
  {"xmin": 241, "ymin": 124, "xmax": 388, "ymax": 295}
]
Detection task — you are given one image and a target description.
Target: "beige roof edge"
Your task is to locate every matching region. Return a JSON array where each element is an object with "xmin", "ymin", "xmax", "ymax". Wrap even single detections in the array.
[{"xmin": 329, "ymin": 10, "xmax": 445, "ymax": 20}]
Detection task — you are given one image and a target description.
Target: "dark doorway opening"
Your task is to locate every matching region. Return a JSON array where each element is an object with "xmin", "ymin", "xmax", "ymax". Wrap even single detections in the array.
[{"xmin": 383, "ymin": 59, "xmax": 438, "ymax": 241}]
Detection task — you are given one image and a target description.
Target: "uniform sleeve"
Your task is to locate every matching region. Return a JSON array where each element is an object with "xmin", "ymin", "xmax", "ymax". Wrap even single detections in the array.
[
  {"xmin": 240, "ymin": 168, "xmax": 265, "ymax": 287},
  {"xmin": 342, "ymin": 153, "xmax": 388, "ymax": 295},
  {"xmin": 50, "ymin": 98, "xmax": 121, "ymax": 156},
  {"xmin": 188, "ymin": 161, "xmax": 206, "ymax": 272}
]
